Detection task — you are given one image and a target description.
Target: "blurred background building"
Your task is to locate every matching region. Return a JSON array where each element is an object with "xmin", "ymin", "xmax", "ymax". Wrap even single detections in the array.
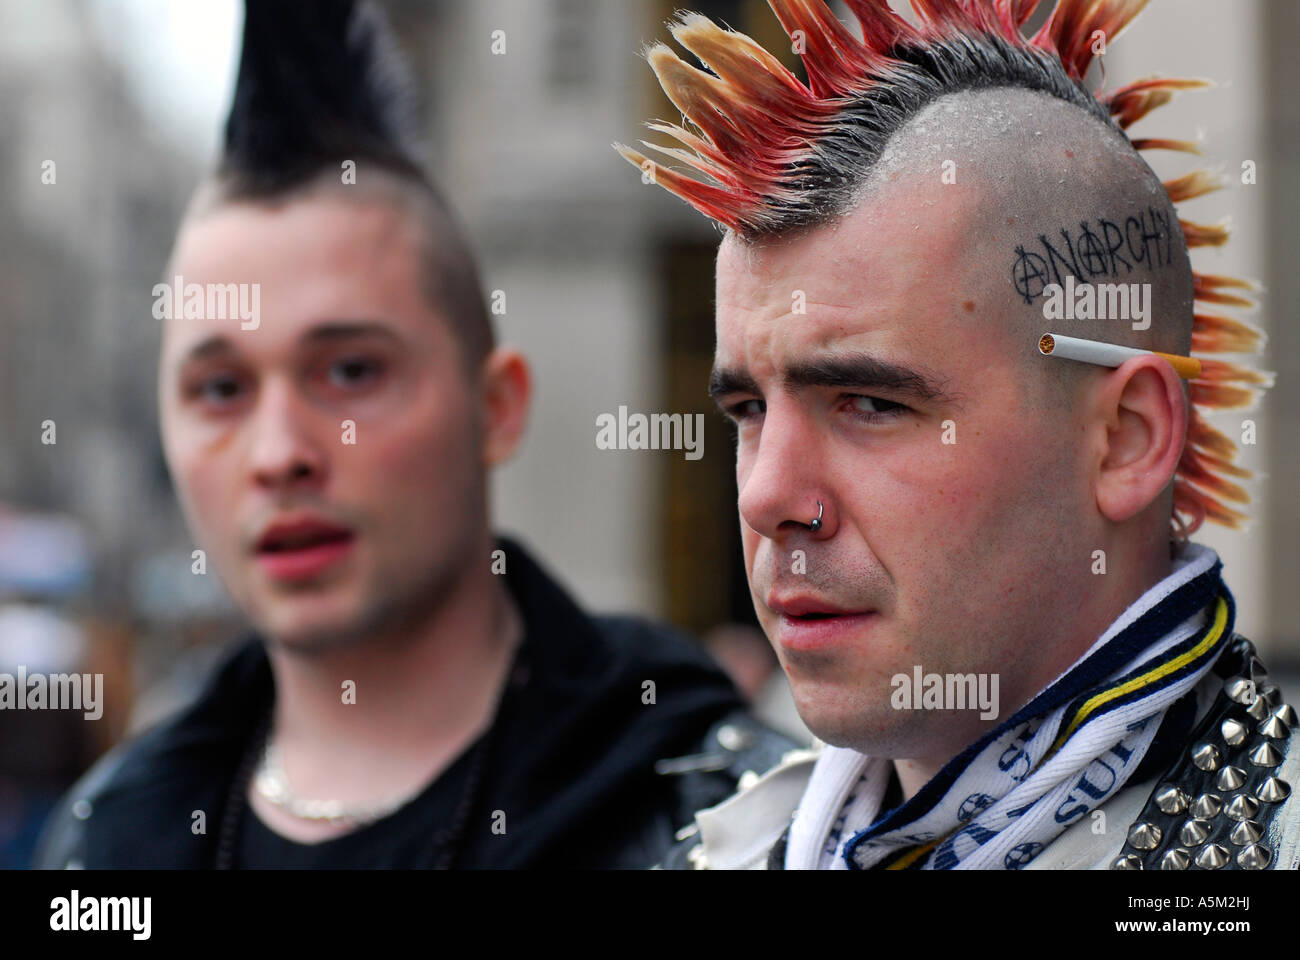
[{"xmin": 0, "ymin": 0, "xmax": 1294, "ymax": 865}]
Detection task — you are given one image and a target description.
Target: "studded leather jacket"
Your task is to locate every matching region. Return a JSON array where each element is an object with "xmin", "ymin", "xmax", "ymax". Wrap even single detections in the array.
[
  {"xmin": 660, "ymin": 634, "xmax": 1299, "ymax": 871},
  {"xmin": 1104, "ymin": 634, "xmax": 1296, "ymax": 870}
]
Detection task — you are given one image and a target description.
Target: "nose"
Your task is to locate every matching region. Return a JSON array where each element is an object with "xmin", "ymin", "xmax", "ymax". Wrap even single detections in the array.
[
  {"xmin": 736, "ymin": 401, "xmax": 834, "ymax": 542},
  {"xmin": 246, "ymin": 377, "xmax": 328, "ymax": 493}
]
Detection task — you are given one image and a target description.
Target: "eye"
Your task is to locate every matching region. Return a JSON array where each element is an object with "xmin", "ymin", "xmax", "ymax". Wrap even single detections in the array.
[
  {"xmin": 724, "ymin": 398, "xmax": 764, "ymax": 421},
  {"xmin": 844, "ymin": 394, "xmax": 907, "ymax": 420},
  {"xmin": 189, "ymin": 373, "xmax": 247, "ymax": 407},
  {"xmin": 327, "ymin": 356, "xmax": 385, "ymax": 388}
]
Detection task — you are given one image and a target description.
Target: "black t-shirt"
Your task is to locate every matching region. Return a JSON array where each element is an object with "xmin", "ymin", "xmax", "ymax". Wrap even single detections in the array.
[{"xmin": 234, "ymin": 735, "xmax": 487, "ymax": 869}]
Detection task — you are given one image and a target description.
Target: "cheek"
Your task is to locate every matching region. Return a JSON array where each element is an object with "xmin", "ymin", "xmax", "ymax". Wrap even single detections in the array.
[
  {"xmin": 740, "ymin": 525, "xmax": 761, "ymax": 583},
  {"xmin": 349, "ymin": 384, "xmax": 477, "ymax": 512},
  {"xmin": 174, "ymin": 447, "xmax": 236, "ymax": 546},
  {"xmin": 162, "ymin": 406, "xmax": 238, "ymax": 512},
  {"xmin": 861, "ymin": 421, "xmax": 1072, "ymax": 603},
  {"xmin": 834, "ymin": 427, "xmax": 987, "ymax": 543}
]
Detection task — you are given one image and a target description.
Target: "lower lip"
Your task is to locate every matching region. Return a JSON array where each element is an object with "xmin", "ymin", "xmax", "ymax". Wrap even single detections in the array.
[
  {"xmin": 777, "ymin": 611, "xmax": 877, "ymax": 652},
  {"xmin": 256, "ymin": 535, "xmax": 355, "ymax": 582}
]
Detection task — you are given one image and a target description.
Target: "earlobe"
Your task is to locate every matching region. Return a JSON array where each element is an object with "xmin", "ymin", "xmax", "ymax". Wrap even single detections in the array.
[
  {"xmin": 1094, "ymin": 356, "xmax": 1188, "ymax": 524},
  {"xmin": 481, "ymin": 348, "xmax": 532, "ymax": 467}
]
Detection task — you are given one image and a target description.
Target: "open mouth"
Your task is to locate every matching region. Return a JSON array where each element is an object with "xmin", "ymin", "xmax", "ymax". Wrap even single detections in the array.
[{"xmin": 254, "ymin": 519, "xmax": 357, "ymax": 582}]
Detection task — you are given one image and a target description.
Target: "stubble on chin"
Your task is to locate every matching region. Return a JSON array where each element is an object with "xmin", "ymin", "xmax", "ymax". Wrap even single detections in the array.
[
  {"xmin": 794, "ymin": 680, "xmax": 918, "ymax": 755},
  {"xmin": 247, "ymin": 575, "xmax": 381, "ymax": 655}
]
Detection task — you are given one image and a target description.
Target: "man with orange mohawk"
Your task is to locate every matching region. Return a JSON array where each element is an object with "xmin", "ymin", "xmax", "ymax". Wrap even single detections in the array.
[{"xmin": 620, "ymin": 0, "xmax": 1296, "ymax": 870}]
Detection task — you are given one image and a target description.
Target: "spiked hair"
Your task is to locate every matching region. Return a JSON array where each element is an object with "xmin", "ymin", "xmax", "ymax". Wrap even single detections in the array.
[
  {"xmin": 221, "ymin": 0, "xmax": 424, "ymax": 194},
  {"xmin": 206, "ymin": 0, "xmax": 494, "ymax": 369},
  {"xmin": 617, "ymin": 0, "xmax": 1270, "ymax": 534}
]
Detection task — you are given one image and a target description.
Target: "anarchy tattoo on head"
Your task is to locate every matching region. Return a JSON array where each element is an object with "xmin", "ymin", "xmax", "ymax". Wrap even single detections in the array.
[{"xmin": 620, "ymin": 0, "xmax": 1269, "ymax": 796}]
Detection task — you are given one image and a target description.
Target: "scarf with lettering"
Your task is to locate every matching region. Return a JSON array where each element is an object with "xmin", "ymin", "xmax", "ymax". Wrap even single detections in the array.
[{"xmin": 784, "ymin": 542, "xmax": 1233, "ymax": 870}]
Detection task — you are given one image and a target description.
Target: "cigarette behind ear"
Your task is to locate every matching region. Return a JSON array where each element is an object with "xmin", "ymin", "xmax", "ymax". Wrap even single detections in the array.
[{"xmin": 1038, "ymin": 333, "xmax": 1202, "ymax": 380}]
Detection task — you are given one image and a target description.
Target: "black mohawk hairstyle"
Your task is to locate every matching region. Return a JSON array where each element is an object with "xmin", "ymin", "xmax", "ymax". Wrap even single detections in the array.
[{"xmin": 220, "ymin": 0, "xmax": 425, "ymax": 195}]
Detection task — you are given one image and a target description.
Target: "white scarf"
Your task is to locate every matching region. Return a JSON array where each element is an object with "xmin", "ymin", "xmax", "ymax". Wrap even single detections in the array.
[{"xmin": 785, "ymin": 542, "xmax": 1232, "ymax": 870}]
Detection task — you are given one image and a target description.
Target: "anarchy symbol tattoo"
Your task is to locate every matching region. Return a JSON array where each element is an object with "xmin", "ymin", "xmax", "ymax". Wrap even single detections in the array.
[{"xmin": 1012, "ymin": 245, "xmax": 1050, "ymax": 303}]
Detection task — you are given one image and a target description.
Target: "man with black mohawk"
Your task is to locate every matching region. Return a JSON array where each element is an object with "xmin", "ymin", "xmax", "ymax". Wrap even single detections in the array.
[
  {"xmin": 620, "ymin": 0, "xmax": 1297, "ymax": 869},
  {"xmin": 32, "ymin": 0, "xmax": 794, "ymax": 869}
]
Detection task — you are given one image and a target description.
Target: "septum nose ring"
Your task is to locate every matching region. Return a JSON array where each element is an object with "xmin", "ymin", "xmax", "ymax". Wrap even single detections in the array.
[{"xmin": 809, "ymin": 500, "xmax": 824, "ymax": 532}]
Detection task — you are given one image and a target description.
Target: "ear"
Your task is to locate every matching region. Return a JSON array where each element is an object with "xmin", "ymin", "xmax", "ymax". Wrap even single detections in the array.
[
  {"xmin": 1093, "ymin": 354, "xmax": 1188, "ymax": 524},
  {"xmin": 479, "ymin": 346, "xmax": 531, "ymax": 467}
]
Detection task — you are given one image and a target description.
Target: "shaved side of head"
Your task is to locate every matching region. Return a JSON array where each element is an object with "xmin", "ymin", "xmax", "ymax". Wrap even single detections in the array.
[{"xmin": 809, "ymin": 86, "xmax": 1195, "ymax": 402}]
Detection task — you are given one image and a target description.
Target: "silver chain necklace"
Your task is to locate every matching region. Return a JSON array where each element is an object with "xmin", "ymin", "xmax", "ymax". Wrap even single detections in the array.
[
  {"xmin": 223, "ymin": 611, "xmax": 526, "ymax": 866},
  {"xmin": 253, "ymin": 739, "xmax": 423, "ymax": 827}
]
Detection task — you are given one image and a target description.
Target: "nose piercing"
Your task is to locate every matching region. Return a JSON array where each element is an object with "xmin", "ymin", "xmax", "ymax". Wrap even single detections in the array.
[{"xmin": 809, "ymin": 500, "xmax": 824, "ymax": 532}]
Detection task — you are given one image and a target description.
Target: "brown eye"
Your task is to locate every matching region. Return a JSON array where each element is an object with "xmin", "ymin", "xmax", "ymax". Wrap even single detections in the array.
[{"xmin": 327, "ymin": 356, "xmax": 384, "ymax": 388}]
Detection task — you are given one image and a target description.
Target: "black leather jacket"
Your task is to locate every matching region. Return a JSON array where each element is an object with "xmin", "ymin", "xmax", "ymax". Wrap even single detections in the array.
[{"xmin": 33, "ymin": 538, "xmax": 798, "ymax": 869}]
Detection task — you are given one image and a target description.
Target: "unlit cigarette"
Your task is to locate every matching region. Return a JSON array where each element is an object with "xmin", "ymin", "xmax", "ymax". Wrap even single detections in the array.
[{"xmin": 1037, "ymin": 333, "xmax": 1202, "ymax": 380}]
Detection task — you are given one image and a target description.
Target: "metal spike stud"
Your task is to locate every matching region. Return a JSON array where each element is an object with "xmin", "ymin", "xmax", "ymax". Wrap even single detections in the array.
[
  {"xmin": 1159, "ymin": 848, "xmax": 1191, "ymax": 871},
  {"xmin": 1257, "ymin": 777, "xmax": 1291, "ymax": 803},
  {"xmin": 1127, "ymin": 822, "xmax": 1163, "ymax": 851},
  {"xmin": 1261, "ymin": 686, "xmax": 1283, "ymax": 708},
  {"xmin": 1273, "ymin": 703, "xmax": 1298, "ymax": 728},
  {"xmin": 1237, "ymin": 844, "xmax": 1272, "ymax": 870},
  {"xmin": 1258, "ymin": 715, "xmax": 1290, "ymax": 740},
  {"xmin": 1192, "ymin": 742, "xmax": 1221, "ymax": 772},
  {"xmin": 1248, "ymin": 696, "xmax": 1272, "ymax": 720},
  {"xmin": 1221, "ymin": 718, "xmax": 1249, "ymax": 747},
  {"xmin": 1111, "ymin": 854, "xmax": 1143, "ymax": 870},
  {"xmin": 1179, "ymin": 818, "xmax": 1211, "ymax": 846},
  {"xmin": 1192, "ymin": 793, "xmax": 1223, "ymax": 819},
  {"xmin": 1225, "ymin": 794, "xmax": 1260, "ymax": 821},
  {"xmin": 1155, "ymin": 785, "xmax": 1189, "ymax": 815},
  {"xmin": 1194, "ymin": 843, "xmax": 1230, "ymax": 869},
  {"xmin": 1216, "ymin": 766, "xmax": 1246, "ymax": 791},
  {"xmin": 1249, "ymin": 742, "xmax": 1283, "ymax": 768},
  {"xmin": 1228, "ymin": 820, "xmax": 1262, "ymax": 845},
  {"xmin": 1225, "ymin": 677, "xmax": 1256, "ymax": 704}
]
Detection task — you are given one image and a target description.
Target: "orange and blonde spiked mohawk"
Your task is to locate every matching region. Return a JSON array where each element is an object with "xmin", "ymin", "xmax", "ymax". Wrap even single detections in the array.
[{"xmin": 617, "ymin": 0, "xmax": 1270, "ymax": 535}]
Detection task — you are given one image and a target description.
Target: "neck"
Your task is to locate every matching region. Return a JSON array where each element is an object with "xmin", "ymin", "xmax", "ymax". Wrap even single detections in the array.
[
  {"xmin": 258, "ymin": 539, "xmax": 521, "ymax": 824},
  {"xmin": 891, "ymin": 533, "xmax": 1176, "ymax": 803}
]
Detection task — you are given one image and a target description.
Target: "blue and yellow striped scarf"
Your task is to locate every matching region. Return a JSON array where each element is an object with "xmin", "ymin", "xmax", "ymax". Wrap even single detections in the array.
[{"xmin": 785, "ymin": 542, "xmax": 1233, "ymax": 870}]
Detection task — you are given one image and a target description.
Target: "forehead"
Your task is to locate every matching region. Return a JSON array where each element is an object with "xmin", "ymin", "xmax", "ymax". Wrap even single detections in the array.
[
  {"xmin": 162, "ymin": 192, "xmax": 431, "ymax": 356},
  {"xmin": 715, "ymin": 169, "xmax": 1002, "ymax": 376},
  {"xmin": 711, "ymin": 83, "xmax": 1158, "ymax": 382}
]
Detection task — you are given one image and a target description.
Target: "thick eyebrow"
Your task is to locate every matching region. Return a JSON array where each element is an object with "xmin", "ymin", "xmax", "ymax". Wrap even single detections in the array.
[
  {"xmin": 708, "ymin": 367, "xmax": 761, "ymax": 400},
  {"xmin": 708, "ymin": 352, "xmax": 956, "ymax": 406},
  {"xmin": 784, "ymin": 353, "xmax": 954, "ymax": 404}
]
